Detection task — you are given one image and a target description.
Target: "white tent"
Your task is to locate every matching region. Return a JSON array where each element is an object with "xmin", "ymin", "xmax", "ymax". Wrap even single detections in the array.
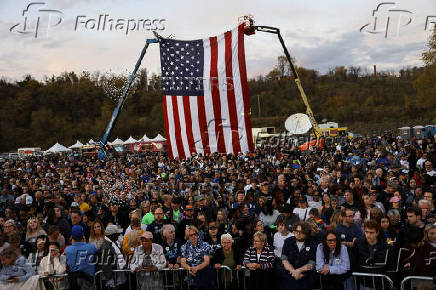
[
  {"xmin": 109, "ymin": 138, "xmax": 124, "ymax": 146},
  {"xmin": 69, "ymin": 140, "xmax": 84, "ymax": 149},
  {"xmin": 140, "ymin": 134, "xmax": 152, "ymax": 142},
  {"xmin": 46, "ymin": 143, "xmax": 72, "ymax": 154},
  {"xmin": 152, "ymin": 134, "xmax": 166, "ymax": 142},
  {"xmin": 88, "ymin": 139, "xmax": 96, "ymax": 145},
  {"xmin": 123, "ymin": 136, "xmax": 138, "ymax": 145}
]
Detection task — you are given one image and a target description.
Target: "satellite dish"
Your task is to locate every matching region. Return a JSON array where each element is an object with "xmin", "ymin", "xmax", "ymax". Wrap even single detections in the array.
[{"xmin": 285, "ymin": 113, "xmax": 312, "ymax": 134}]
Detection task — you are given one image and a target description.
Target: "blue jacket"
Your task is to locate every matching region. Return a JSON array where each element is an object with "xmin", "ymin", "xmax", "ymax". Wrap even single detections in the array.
[
  {"xmin": 0, "ymin": 255, "xmax": 34, "ymax": 282},
  {"xmin": 65, "ymin": 242, "xmax": 97, "ymax": 276},
  {"xmin": 335, "ymin": 223, "xmax": 363, "ymax": 242}
]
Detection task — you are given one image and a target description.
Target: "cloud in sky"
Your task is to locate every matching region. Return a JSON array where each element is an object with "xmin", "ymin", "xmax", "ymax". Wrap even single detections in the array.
[{"xmin": 0, "ymin": 0, "xmax": 434, "ymax": 80}]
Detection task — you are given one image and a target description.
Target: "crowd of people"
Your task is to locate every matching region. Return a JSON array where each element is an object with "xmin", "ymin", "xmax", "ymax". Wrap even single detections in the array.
[{"xmin": 0, "ymin": 133, "xmax": 435, "ymax": 290}]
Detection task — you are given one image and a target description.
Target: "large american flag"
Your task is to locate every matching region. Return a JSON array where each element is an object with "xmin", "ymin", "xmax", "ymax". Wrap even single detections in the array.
[{"xmin": 159, "ymin": 25, "xmax": 254, "ymax": 159}]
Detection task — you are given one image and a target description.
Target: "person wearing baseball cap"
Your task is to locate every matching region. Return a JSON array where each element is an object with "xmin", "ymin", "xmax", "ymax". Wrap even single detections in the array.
[
  {"xmin": 176, "ymin": 205, "xmax": 195, "ymax": 240},
  {"xmin": 65, "ymin": 225, "xmax": 98, "ymax": 283},
  {"xmin": 129, "ymin": 231, "xmax": 166, "ymax": 289},
  {"xmin": 99, "ymin": 225, "xmax": 127, "ymax": 287},
  {"xmin": 205, "ymin": 222, "xmax": 221, "ymax": 255}
]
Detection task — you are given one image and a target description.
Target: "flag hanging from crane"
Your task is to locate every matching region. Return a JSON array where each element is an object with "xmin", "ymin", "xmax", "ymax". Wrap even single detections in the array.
[{"xmin": 159, "ymin": 24, "xmax": 254, "ymax": 159}]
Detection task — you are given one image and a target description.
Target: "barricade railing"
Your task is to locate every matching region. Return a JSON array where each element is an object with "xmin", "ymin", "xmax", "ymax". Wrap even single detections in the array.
[
  {"xmin": 162, "ymin": 268, "xmax": 186, "ymax": 290},
  {"xmin": 352, "ymin": 272, "xmax": 394, "ymax": 290},
  {"xmin": 94, "ymin": 269, "xmax": 132, "ymax": 290},
  {"xmin": 41, "ymin": 267, "xmax": 418, "ymax": 290},
  {"xmin": 136, "ymin": 268, "xmax": 187, "ymax": 290},
  {"xmin": 215, "ymin": 265, "xmax": 240, "ymax": 290},
  {"xmin": 38, "ymin": 273, "xmax": 69, "ymax": 290},
  {"xmin": 400, "ymin": 276, "xmax": 435, "ymax": 290}
]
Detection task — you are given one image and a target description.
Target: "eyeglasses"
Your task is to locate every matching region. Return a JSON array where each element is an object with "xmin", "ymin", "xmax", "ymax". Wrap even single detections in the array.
[
  {"xmin": 294, "ymin": 230, "xmax": 303, "ymax": 234},
  {"xmin": 189, "ymin": 233, "xmax": 199, "ymax": 237}
]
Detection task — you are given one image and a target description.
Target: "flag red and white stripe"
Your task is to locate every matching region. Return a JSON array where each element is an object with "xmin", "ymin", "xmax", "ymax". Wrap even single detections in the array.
[{"xmin": 162, "ymin": 25, "xmax": 253, "ymax": 159}]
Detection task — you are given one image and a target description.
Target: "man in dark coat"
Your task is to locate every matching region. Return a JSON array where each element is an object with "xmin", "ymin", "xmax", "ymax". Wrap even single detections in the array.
[{"xmin": 279, "ymin": 221, "xmax": 317, "ymax": 290}]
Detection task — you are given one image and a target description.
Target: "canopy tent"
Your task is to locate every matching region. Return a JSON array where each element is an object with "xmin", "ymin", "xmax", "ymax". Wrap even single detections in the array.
[
  {"xmin": 140, "ymin": 134, "xmax": 152, "ymax": 142},
  {"xmin": 123, "ymin": 136, "xmax": 138, "ymax": 145},
  {"xmin": 46, "ymin": 143, "xmax": 72, "ymax": 154},
  {"xmin": 88, "ymin": 139, "xmax": 96, "ymax": 145},
  {"xmin": 109, "ymin": 138, "xmax": 124, "ymax": 146},
  {"xmin": 69, "ymin": 140, "xmax": 84, "ymax": 149},
  {"xmin": 151, "ymin": 134, "xmax": 166, "ymax": 142}
]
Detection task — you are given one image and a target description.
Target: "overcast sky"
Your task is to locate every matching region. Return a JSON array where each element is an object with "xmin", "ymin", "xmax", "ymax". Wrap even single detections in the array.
[{"xmin": 1, "ymin": 0, "xmax": 435, "ymax": 81}]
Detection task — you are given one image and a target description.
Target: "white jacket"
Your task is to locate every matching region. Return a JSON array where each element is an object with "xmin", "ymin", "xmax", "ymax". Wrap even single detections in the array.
[
  {"xmin": 129, "ymin": 244, "xmax": 166, "ymax": 272},
  {"xmin": 38, "ymin": 255, "xmax": 66, "ymax": 275}
]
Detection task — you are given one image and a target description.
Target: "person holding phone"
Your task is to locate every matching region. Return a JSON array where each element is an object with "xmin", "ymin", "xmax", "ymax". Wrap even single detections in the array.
[{"xmin": 0, "ymin": 247, "xmax": 39, "ymax": 289}]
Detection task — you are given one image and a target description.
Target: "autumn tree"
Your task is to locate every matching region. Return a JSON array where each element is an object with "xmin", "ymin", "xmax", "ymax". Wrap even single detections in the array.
[{"xmin": 422, "ymin": 27, "xmax": 436, "ymax": 65}]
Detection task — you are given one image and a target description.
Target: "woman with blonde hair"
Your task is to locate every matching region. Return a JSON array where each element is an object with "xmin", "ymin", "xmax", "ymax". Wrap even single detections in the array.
[
  {"xmin": 162, "ymin": 224, "xmax": 181, "ymax": 269},
  {"xmin": 327, "ymin": 209, "xmax": 342, "ymax": 231},
  {"xmin": 181, "ymin": 225, "xmax": 214, "ymax": 289},
  {"xmin": 424, "ymin": 224, "xmax": 436, "ymax": 245},
  {"xmin": 89, "ymin": 220, "xmax": 105, "ymax": 249},
  {"xmin": 122, "ymin": 229, "xmax": 142, "ymax": 257},
  {"xmin": 25, "ymin": 218, "xmax": 47, "ymax": 244},
  {"xmin": 243, "ymin": 231, "xmax": 275, "ymax": 290},
  {"xmin": 123, "ymin": 211, "xmax": 145, "ymax": 257}
]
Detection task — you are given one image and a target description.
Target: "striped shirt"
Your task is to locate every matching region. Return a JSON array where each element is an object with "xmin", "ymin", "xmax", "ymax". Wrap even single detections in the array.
[{"xmin": 243, "ymin": 245, "xmax": 275, "ymax": 270}]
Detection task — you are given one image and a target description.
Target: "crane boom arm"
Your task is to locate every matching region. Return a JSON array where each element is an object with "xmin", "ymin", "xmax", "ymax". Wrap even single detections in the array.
[
  {"xmin": 254, "ymin": 25, "xmax": 321, "ymax": 138},
  {"xmin": 98, "ymin": 38, "xmax": 159, "ymax": 159}
]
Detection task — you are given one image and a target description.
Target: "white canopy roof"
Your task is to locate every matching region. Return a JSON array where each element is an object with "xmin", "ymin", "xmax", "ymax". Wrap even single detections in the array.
[
  {"xmin": 69, "ymin": 140, "xmax": 84, "ymax": 149},
  {"xmin": 123, "ymin": 136, "xmax": 138, "ymax": 145},
  {"xmin": 140, "ymin": 134, "xmax": 152, "ymax": 142},
  {"xmin": 151, "ymin": 134, "xmax": 166, "ymax": 142},
  {"xmin": 109, "ymin": 138, "xmax": 124, "ymax": 146},
  {"xmin": 88, "ymin": 139, "xmax": 96, "ymax": 145},
  {"xmin": 46, "ymin": 143, "xmax": 72, "ymax": 153}
]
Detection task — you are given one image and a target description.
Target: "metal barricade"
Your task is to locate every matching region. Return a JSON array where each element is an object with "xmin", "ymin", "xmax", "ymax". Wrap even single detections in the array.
[
  {"xmin": 94, "ymin": 269, "xmax": 132, "ymax": 290},
  {"xmin": 39, "ymin": 274, "xmax": 69, "ymax": 290},
  {"xmin": 215, "ymin": 265, "xmax": 240, "ymax": 290},
  {"xmin": 160, "ymin": 268, "xmax": 188, "ymax": 290},
  {"xmin": 352, "ymin": 272, "xmax": 394, "ymax": 290},
  {"xmin": 135, "ymin": 268, "xmax": 189, "ymax": 290},
  {"xmin": 400, "ymin": 276, "xmax": 435, "ymax": 290}
]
